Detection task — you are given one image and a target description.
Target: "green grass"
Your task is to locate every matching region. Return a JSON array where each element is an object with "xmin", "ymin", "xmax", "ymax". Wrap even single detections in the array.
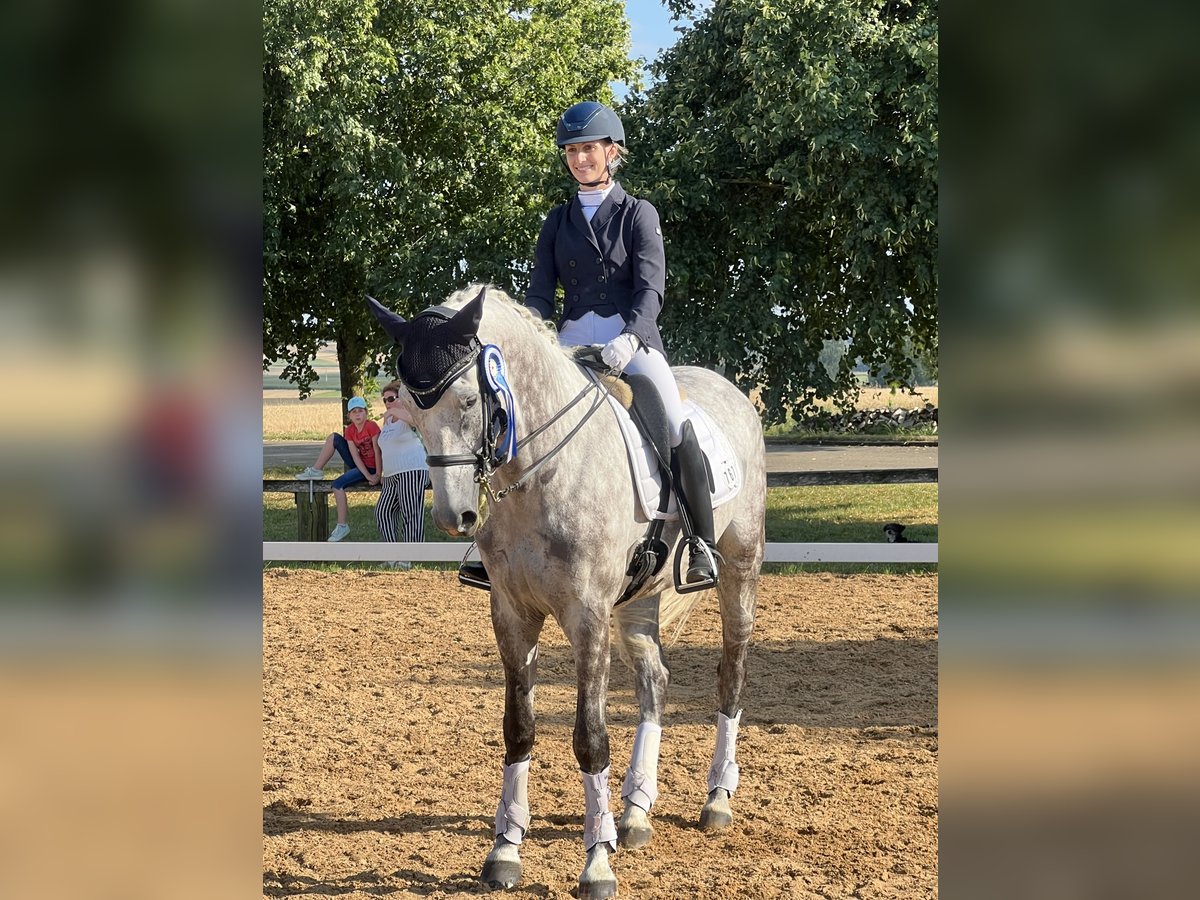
[
  {"xmin": 763, "ymin": 428, "xmax": 938, "ymax": 445},
  {"xmin": 263, "ymin": 475, "xmax": 937, "ymax": 576},
  {"xmin": 263, "ymin": 466, "xmax": 461, "ymax": 572},
  {"xmin": 761, "ymin": 483, "xmax": 937, "ymax": 575}
]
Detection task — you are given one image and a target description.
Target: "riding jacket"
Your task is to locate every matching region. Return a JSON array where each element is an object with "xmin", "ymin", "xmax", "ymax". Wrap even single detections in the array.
[{"xmin": 524, "ymin": 182, "xmax": 667, "ymax": 356}]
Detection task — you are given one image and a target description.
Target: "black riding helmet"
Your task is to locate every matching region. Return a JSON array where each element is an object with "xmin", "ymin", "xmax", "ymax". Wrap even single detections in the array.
[{"xmin": 555, "ymin": 101, "xmax": 625, "ymax": 148}]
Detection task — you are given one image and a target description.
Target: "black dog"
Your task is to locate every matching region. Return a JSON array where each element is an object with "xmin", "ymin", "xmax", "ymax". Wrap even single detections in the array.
[{"xmin": 882, "ymin": 523, "xmax": 910, "ymax": 543}]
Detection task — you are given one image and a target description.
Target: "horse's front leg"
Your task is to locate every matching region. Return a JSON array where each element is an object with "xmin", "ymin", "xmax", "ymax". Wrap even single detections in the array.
[
  {"xmin": 570, "ymin": 609, "xmax": 618, "ymax": 900},
  {"xmin": 481, "ymin": 593, "xmax": 544, "ymax": 891},
  {"xmin": 614, "ymin": 595, "xmax": 669, "ymax": 850}
]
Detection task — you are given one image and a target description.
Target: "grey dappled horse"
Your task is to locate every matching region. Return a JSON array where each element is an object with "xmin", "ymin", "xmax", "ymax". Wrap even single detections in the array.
[{"xmin": 368, "ymin": 285, "xmax": 765, "ymax": 899}]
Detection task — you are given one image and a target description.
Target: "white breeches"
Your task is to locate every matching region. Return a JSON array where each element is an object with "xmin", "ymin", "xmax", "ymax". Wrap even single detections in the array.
[{"xmin": 558, "ymin": 312, "xmax": 685, "ymax": 446}]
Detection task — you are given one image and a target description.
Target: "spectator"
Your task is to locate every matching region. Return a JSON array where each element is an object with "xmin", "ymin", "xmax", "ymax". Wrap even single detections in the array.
[
  {"xmin": 374, "ymin": 382, "xmax": 429, "ymax": 568},
  {"xmin": 296, "ymin": 396, "xmax": 380, "ymax": 541}
]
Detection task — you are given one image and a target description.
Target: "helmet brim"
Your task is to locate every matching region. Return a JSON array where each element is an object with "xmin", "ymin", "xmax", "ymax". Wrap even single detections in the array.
[{"xmin": 556, "ymin": 133, "xmax": 624, "ymax": 148}]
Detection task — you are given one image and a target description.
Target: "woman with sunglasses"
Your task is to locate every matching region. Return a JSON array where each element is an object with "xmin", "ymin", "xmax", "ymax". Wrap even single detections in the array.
[{"xmin": 374, "ymin": 381, "xmax": 429, "ymax": 564}]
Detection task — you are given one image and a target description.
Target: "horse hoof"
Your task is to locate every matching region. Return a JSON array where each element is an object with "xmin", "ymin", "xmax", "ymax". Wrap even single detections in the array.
[
  {"xmin": 699, "ymin": 788, "xmax": 733, "ymax": 832},
  {"xmin": 617, "ymin": 821, "xmax": 654, "ymax": 850},
  {"xmin": 617, "ymin": 804, "xmax": 654, "ymax": 850},
  {"xmin": 480, "ymin": 859, "xmax": 522, "ymax": 891},
  {"xmin": 481, "ymin": 840, "xmax": 522, "ymax": 890},
  {"xmin": 578, "ymin": 877, "xmax": 618, "ymax": 899},
  {"xmin": 579, "ymin": 845, "xmax": 618, "ymax": 899}
]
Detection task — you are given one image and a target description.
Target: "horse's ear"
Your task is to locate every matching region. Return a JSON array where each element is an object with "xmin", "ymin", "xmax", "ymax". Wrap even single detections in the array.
[
  {"xmin": 448, "ymin": 285, "xmax": 486, "ymax": 338},
  {"xmin": 365, "ymin": 295, "xmax": 409, "ymax": 349}
]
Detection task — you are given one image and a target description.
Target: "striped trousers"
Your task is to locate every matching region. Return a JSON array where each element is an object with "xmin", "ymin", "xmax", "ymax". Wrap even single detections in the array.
[{"xmin": 374, "ymin": 469, "xmax": 429, "ymax": 542}]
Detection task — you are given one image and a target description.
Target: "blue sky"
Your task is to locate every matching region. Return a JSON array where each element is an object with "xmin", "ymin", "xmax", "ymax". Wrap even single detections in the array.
[
  {"xmin": 616, "ymin": 0, "xmax": 698, "ymax": 99},
  {"xmin": 625, "ymin": 0, "xmax": 685, "ymax": 62}
]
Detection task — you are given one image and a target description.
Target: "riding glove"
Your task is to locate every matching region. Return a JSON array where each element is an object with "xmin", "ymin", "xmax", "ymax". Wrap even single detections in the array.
[{"xmin": 601, "ymin": 333, "xmax": 640, "ymax": 372}]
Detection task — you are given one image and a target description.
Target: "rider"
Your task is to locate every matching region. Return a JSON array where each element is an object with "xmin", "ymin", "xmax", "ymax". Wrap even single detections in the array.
[{"xmin": 460, "ymin": 100, "xmax": 719, "ymax": 590}]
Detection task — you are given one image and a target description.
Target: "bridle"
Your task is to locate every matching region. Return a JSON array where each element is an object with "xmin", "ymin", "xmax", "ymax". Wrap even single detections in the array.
[{"xmin": 415, "ymin": 346, "xmax": 610, "ymax": 505}]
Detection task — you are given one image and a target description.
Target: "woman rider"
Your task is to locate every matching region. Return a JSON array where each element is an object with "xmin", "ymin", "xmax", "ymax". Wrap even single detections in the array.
[{"xmin": 460, "ymin": 101, "xmax": 719, "ymax": 590}]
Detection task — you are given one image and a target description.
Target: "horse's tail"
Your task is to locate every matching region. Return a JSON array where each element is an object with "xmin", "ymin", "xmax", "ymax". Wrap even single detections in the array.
[{"xmin": 613, "ymin": 583, "xmax": 710, "ymax": 652}]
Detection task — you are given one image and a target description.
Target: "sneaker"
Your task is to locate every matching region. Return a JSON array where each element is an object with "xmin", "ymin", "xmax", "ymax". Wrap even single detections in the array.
[
  {"xmin": 327, "ymin": 523, "xmax": 350, "ymax": 542},
  {"xmin": 296, "ymin": 466, "xmax": 325, "ymax": 480}
]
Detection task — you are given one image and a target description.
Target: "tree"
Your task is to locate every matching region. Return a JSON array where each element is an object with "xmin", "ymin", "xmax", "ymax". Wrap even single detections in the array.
[
  {"xmin": 622, "ymin": 0, "xmax": 937, "ymax": 423},
  {"xmin": 264, "ymin": 0, "xmax": 634, "ymax": 403}
]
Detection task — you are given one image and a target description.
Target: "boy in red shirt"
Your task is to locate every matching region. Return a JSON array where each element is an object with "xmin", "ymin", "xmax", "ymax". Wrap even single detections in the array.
[{"xmin": 296, "ymin": 396, "xmax": 381, "ymax": 541}]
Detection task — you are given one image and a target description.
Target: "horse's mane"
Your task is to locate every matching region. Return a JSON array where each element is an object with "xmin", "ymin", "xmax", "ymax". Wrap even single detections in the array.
[{"xmin": 443, "ymin": 283, "xmax": 566, "ymax": 355}]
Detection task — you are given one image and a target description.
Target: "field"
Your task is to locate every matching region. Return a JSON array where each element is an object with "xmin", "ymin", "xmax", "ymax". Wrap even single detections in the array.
[{"xmin": 263, "ymin": 569, "xmax": 938, "ymax": 899}]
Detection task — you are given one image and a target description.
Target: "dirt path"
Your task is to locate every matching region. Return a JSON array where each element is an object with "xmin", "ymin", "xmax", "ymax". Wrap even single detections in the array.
[{"xmin": 264, "ymin": 571, "xmax": 938, "ymax": 899}]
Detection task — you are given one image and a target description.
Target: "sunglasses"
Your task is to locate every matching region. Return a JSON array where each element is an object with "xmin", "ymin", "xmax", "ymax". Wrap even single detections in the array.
[{"xmin": 382, "ymin": 395, "xmax": 398, "ymax": 402}]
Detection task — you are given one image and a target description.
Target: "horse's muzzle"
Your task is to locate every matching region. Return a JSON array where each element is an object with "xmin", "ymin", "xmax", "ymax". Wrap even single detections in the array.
[{"xmin": 435, "ymin": 507, "xmax": 479, "ymax": 537}]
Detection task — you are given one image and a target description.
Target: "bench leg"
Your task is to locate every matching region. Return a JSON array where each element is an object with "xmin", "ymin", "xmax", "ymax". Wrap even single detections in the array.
[{"xmin": 295, "ymin": 491, "xmax": 330, "ymax": 541}]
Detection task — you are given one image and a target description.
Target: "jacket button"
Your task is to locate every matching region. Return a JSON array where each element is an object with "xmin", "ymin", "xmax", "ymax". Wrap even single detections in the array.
[
  {"xmin": 572, "ymin": 294, "xmax": 579, "ymax": 300},
  {"xmin": 598, "ymin": 275, "xmax": 606, "ymax": 282},
  {"xmin": 570, "ymin": 278, "xmax": 578, "ymax": 285},
  {"xmin": 595, "ymin": 257, "xmax": 603, "ymax": 264},
  {"xmin": 569, "ymin": 260, "xmax": 576, "ymax": 267},
  {"xmin": 599, "ymin": 292, "xmax": 607, "ymax": 300}
]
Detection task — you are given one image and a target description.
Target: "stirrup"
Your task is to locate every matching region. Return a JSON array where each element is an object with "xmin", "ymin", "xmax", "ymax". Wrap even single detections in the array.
[
  {"xmin": 673, "ymin": 537, "xmax": 719, "ymax": 594},
  {"xmin": 458, "ymin": 544, "xmax": 491, "ymax": 591},
  {"xmin": 459, "ymin": 561, "xmax": 491, "ymax": 591}
]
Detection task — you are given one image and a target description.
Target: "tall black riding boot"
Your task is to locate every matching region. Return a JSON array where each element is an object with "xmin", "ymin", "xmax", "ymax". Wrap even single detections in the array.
[{"xmin": 671, "ymin": 420, "xmax": 719, "ymax": 586}]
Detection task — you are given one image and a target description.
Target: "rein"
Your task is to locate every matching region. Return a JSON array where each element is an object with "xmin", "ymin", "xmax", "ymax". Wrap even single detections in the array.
[
  {"xmin": 489, "ymin": 380, "xmax": 606, "ymax": 502},
  {"xmin": 422, "ymin": 353, "xmax": 610, "ymax": 505}
]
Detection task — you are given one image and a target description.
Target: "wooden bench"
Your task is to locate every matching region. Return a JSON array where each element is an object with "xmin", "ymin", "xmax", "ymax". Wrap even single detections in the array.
[{"xmin": 263, "ymin": 479, "xmax": 424, "ymax": 541}]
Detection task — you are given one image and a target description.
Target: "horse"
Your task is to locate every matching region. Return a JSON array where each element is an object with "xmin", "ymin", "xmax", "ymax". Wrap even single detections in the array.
[{"xmin": 368, "ymin": 284, "xmax": 765, "ymax": 899}]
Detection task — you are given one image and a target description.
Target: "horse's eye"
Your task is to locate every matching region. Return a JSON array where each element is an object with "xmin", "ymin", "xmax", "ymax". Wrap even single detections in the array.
[{"xmin": 464, "ymin": 394, "xmax": 479, "ymax": 408}]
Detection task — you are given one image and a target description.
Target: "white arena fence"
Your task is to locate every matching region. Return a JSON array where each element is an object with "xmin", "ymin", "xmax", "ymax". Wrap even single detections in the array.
[
  {"xmin": 264, "ymin": 466, "xmax": 938, "ymax": 565},
  {"xmin": 263, "ymin": 541, "xmax": 937, "ymax": 564}
]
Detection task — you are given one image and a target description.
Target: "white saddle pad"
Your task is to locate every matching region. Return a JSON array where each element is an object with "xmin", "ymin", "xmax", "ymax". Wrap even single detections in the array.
[{"xmin": 596, "ymin": 376, "xmax": 743, "ymax": 522}]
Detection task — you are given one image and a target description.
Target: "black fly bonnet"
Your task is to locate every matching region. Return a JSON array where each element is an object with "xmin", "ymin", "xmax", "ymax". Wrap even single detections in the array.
[
  {"xmin": 367, "ymin": 288, "xmax": 485, "ymax": 410},
  {"xmin": 393, "ymin": 306, "xmax": 481, "ymax": 409},
  {"xmin": 365, "ymin": 287, "xmax": 518, "ymax": 470},
  {"xmin": 366, "ymin": 286, "xmax": 612, "ymax": 506}
]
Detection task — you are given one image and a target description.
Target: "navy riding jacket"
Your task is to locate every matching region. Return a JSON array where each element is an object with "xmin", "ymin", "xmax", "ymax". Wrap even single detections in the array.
[{"xmin": 524, "ymin": 182, "xmax": 667, "ymax": 356}]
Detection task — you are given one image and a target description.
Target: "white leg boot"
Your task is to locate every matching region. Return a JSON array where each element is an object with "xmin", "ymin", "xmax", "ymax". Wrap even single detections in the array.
[
  {"xmin": 495, "ymin": 757, "xmax": 531, "ymax": 844},
  {"xmin": 581, "ymin": 766, "xmax": 618, "ymax": 852},
  {"xmin": 700, "ymin": 710, "xmax": 741, "ymax": 831},
  {"xmin": 621, "ymin": 721, "xmax": 662, "ymax": 814},
  {"xmin": 579, "ymin": 767, "xmax": 619, "ymax": 899},
  {"xmin": 618, "ymin": 721, "xmax": 662, "ymax": 849},
  {"xmin": 481, "ymin": 758, "xmax": 530, "ymax": 889},
  {"xmin": 707, "ymin": 709, "xmax": 741, "ymax": 794}
]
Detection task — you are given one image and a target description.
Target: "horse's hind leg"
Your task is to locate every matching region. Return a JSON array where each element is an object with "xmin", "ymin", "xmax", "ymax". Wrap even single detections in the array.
[
  {"xmin": 614, "ymin": 594, "xmax": 669, "ymax": 850},
  {"xmin": 700, "ymin": 549, "xmax": 758, "ymax": 831},
  {"xmin": 566, "ymin": 606, "xmax": 618, "ymax": 900},
  {"xmin": 481, "ymin": 593, "xmax": 544, "ymax": 891}
]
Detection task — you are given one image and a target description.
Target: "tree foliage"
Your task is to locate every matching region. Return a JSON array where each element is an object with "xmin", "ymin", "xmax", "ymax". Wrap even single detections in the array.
[
  {"xmin": 623, "ymin": 0, "xmax": 937, "ymax": 423},
  {"xmin": 263, "ymin": 0, "xmax": 634, "ymax": 399}
]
